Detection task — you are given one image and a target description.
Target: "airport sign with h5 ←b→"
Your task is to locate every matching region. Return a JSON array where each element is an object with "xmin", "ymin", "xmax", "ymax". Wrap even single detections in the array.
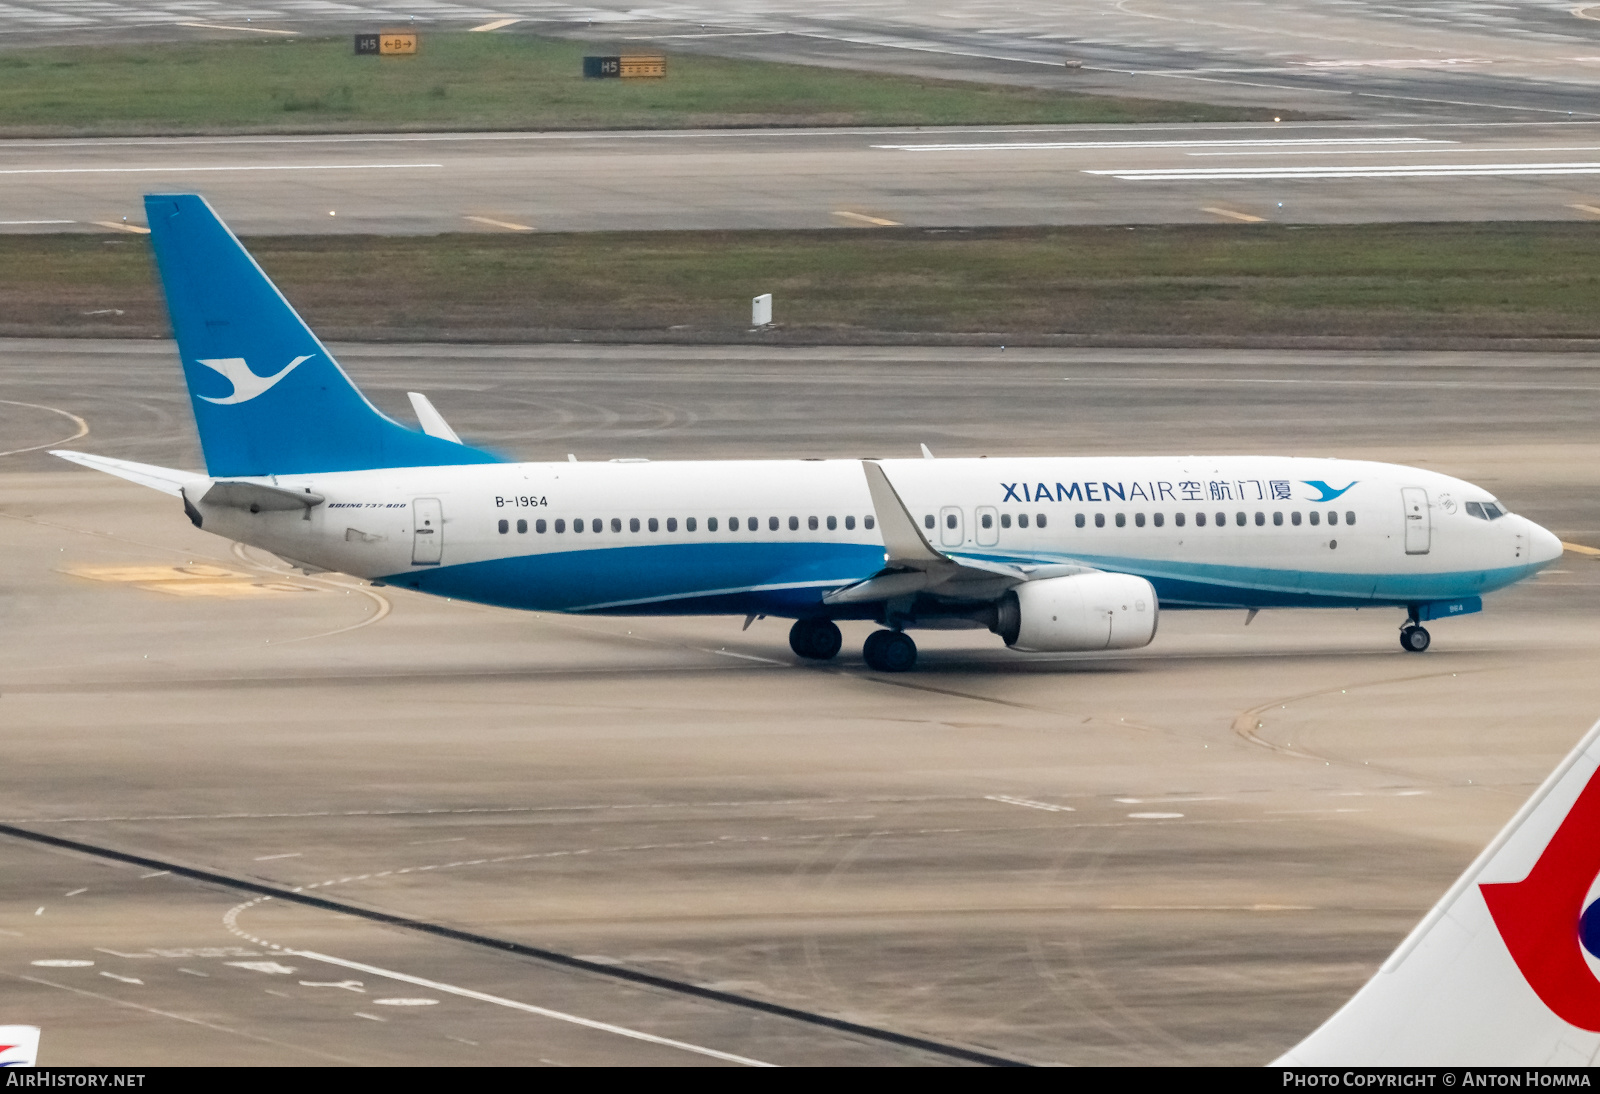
[
  {"xmin": 355, "ymin": 32, "xmax": 418, "ymax": 56},
  {"xmin": 583, "ymin": 55, "xmax": 666, "ymax": 78}
]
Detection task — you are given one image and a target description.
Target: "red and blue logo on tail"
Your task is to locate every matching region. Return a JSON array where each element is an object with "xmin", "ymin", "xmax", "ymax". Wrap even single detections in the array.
[{"xmin": 1482, "ymin": 763, "xmax": 1600, "ymax": 1031}]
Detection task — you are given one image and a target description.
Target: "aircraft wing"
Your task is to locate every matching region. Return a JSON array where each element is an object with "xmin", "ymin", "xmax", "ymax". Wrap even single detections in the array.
[
  {"xmin": 51, "ymin": 450, "xmax": 207, "ymax": 497},
  {"xmin": 825, "ymin": 461, "xmax": 1093, "ymax": 605}
]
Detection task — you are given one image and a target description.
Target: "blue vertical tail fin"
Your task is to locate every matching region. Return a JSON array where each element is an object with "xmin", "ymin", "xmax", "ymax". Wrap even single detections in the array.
[{"xmin": 144, "ymin": 193, "xmax": 500, "ymax": 477}]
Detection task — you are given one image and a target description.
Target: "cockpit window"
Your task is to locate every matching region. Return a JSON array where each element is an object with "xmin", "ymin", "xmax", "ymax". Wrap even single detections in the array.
[{"xmin": 1464, "ymin": 500, "xmax": 1507, "ymax": 521}]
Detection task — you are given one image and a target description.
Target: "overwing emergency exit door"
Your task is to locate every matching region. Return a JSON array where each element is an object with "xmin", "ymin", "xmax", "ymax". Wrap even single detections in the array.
[
  {"xmin": 412, "ymin": 497, "xmax": 443, "ymax": 565},
  {"xmin": 1401, "ymin": 487, "xmax": 1430, "ymax": 555},
  {"xmin": 940, "ymin": 506, "xmax": 964, "ymax": 547}
]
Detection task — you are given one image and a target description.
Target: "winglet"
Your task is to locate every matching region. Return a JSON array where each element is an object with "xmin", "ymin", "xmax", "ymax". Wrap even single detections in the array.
[
  {"xmin": 1278, "ymin": 716, "xmax": 1600, "ymax": 1065},
  {"xmin": 861, "ymin": 462, "xmax": 944, "ymax": 564}
]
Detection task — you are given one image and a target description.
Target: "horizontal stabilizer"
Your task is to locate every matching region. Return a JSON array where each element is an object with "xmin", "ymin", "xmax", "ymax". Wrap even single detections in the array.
[
  {"xmin": 199, "ymin": 481, "xmax": 324, "ymax": 512},
  {"xmin": 50, "ymin": 450, "xmax": 205, "ymax": 497},
  {"xmin": 408, "ymin": 392, "xmax": 463, "ymax": 444}
]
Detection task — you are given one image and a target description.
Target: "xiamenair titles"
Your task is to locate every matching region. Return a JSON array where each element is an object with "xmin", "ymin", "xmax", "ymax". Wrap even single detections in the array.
[
  {"xmin": 50, "ymin": 192, "xmax": 1565, "ymax": 674},
  {"xmin": 997, "ymin": 475, "xmax": 1354, "ymax": 506}
]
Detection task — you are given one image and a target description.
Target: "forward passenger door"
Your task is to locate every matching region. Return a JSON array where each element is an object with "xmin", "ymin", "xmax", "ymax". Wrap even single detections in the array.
[{"xmin": 1401, "ymin": 487, "xmax": 1430, "ymax": 555}]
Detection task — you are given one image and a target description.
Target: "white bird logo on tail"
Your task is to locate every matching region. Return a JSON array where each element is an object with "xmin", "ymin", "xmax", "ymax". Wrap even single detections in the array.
[{"xmin": 195, "ymin": 355, "xmax": 313, "ymax": 404}]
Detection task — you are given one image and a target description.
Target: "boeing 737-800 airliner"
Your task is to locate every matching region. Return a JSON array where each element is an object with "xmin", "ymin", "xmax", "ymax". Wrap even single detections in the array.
[{"xmin": 53, "ymin": 195, "xmax": 1564, "ymax": 672}]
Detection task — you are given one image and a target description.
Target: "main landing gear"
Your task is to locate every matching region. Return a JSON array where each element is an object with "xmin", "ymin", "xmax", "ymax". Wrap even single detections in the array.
[
  {"xmin": 789, "ymin": 618, "xmax": 843, "ymax": 661},
  {"xmin": 862, "ymin": 629, "xmax": 918, "ymax": 673},
  {"xmin": 1400, "ymin": 625, "xmax": 1431, "ymax": 653}
]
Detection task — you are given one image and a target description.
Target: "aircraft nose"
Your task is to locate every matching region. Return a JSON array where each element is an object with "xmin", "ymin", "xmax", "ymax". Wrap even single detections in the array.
[{"xmin": 1528, "ymin": 521, "xmax": 1564, "ymax": 566}]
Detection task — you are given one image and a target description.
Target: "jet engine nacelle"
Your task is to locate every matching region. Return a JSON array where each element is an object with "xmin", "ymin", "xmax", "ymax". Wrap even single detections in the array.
[{"xmin": 993, "ymin": 572, "xmax": 1159, "ymax": 652}]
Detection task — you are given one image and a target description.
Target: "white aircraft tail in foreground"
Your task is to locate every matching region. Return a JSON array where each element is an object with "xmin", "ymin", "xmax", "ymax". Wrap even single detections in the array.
[
  {"xmin": 1280, "ymin": 718, "xmax": 1600, "ymax": 1066},
  {"xmin": 0, "ymin": 1026, "xmax": 40, "ymax": 1067}
]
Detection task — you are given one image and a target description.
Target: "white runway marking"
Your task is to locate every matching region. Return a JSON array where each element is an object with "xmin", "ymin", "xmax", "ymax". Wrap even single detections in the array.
[
  {"xmin": 985, "ymin": 794, "xmax": 1075, "ymax": 813},
  {"xmin": 0, "ymin": 164, "xmax": 443, "ymax": 176},
  {"xmin": 253, "ymin": 852, "xmax": 302, "ymax": 861},
  {"xmin": 175, "ymin": 22, "xmax": 296, "ymax": 35},
  {"xmin": 1090, "ymin": 162, "xmax": 1600, "ymax": 180},
  {"xmin": 294, "ymin": 949, "xmax": 774, "ymax": 1066},
  {"xmin": 877, "ymin": 138, "xmax": 1445, "ymax": 152},
  {"xmin": 0, "ymin": 219, "xmax": 74, "ymax": 225}
]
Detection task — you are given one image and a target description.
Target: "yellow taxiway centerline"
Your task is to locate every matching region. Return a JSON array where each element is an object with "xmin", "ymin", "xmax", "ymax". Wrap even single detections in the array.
[
  {"xmin": 463, "ymin": 215, "xmax": 535, "ymax": 232},
  {"xmin": 832, "ymin": 210, "xmax": 901, "ymax": 226},
  {"xmin": 470, "ymin": 18, "xmax": 522, "ymax": 32},
  {"xmin": 91, "ymin": 221, "xmax": 150, "ymax": 234},
  {"xmin": 1202, "ymin": 206, "xmax": 1266, "ymax": 223}
]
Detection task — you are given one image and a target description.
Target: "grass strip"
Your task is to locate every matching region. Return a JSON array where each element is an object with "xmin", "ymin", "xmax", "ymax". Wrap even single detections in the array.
[
  {"xmin": 8, "ymin": 223, "xmax": 1600, "ymax": 344},
  {"xmin": 0, "ymin": 32, "xmax": 1291, "ymax": 136}
]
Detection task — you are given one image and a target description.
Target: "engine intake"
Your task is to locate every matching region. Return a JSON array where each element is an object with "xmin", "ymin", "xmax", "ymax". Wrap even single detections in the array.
[{"xmin": 992, "ymin": 572, "xmax": 1159, "ymax": 652}]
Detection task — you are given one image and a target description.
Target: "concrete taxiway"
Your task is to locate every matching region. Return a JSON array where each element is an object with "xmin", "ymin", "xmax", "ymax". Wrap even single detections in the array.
[
  {"xmin": 15, "ymin": 121, "xmax": 1600, "ymax": 234},
  {"xmin": 2, "ymin": 340, "xmax": 1599, "ymax": 1065}
]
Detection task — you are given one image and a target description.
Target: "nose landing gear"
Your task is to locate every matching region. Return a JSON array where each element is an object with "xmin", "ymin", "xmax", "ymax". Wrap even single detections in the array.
[
  {"xmin": 1400, "ymin": 624, "xmax": 1431, "ymax": 653},
  {"xmin": 862, "ymin": 629, "xmax": 918, "ymax": 672}
]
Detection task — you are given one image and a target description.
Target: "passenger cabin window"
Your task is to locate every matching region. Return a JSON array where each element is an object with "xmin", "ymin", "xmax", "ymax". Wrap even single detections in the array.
[
  {"xmin": 1215, "ymin": 512, "xmax": 1226, "ymax": 526},
  {"xmin": 1328, "ymin": 511, "xmax": 1338, "ymax": 526},
  {"xmin": 1037, "ymin": 514, "xmax": 1047, "ymax": 528},
  {"xmin": 826, "ymin": 516, "xmax": 836, "ymax": 530},
  {"xmin": 612, "ymin": 518, "xmax": 623, "ymax": 533},
  {"xmin": 1254, "ymin": 512, "xmax": 1264, "ymax": 526},
  {"xmin": 924, "ymin": 514, "xmax": 935, "ymax": 529},
  {"xmin": 1115, "ymin": 513, "xmax": 1126, "ymax": 528},
  {"xmin": 708, "ymin": 517, "xmax": 718, "ymax": 532},
  {"xmin": 555, "ymin": 519, "xmax": 566, "ymax": 533},
  {"xmin": 1291, "ymin": 512, "xmax": 1302, "ymax": 526},
  {"xmin": 1196, "ymin": 513, "xmax": 1207, "ymax": 527},
  {"xmin": 666, "ymin": 517, "xmax": 677, "ymax": 532},
  {"xmin": 517, "ymin": 519, "xmax": 528, "ymax": 534},
  {"xmin": 1135, "ymin": 513, "xmax": 1145, "ymax": 528},
  {"xmin": 980, "ymin": 513, "xmax": 993, "ymax": 529},
  {"xmin": 1002, "ymin": 514, "xmax": 1013, "ymax": 529},
  {"xmin": 1074, "ymin": 513, "xmax": 1085, "ymax": 528},
  {"xmin": 771, "ymin": 516, "xmax": 781, "ymax": 531},
  {"xmin": 845, "ymin": 515, "xmax": 856, "ymax": 530},
  {"xmin": 1309, "ymin": 511, "xmax": 1320, "ymax": 526},
  {"xmin": 1175, "ymin": 512, "xmax": 1185, "ymax": 527},
  {"xmin": 498, "ymin": 519, "xmax": 508, "ymax": 534},
  {"xmin": 1153, "ymin": 513, "xmax": 1164, "ymax": 528},
  {"xmin": 1273, "ymin": 512, "xmax": 1283, "ymax": 526},
  {"xmin": 1346, "ymin": 511, "xmax": 1356, "ymax": 525},
  {"xmin": 574, "ymin": 519, "xmax": 585, "ymax": 533},
  {"xmin": 1019, "ymin": 514, "xmax": 1030, "ymax": 529},
  {"xmin": 536, "ymin": 519, "xmax": 547, "ymax": 534},
  {"xmin": 629, "ymin": 517, "xmax": 639, "ymax": 532},
  {"xmin": 686, "ymin": 517, "xmax": 697, "ymax": 532},
  {"xmin": 809, "ymin": 516, "xmax": 819, "ymax": 531},
  {"xmin": 648, "ymin": 517, "xmax": 658, "ymax": 532},
  {"xmin": 1235, "ymin": 512, "xmax": 1246, "ymax": 527},
  {"xmin": 1095, "ymin": 513, "xmax": 1105, "ymax": 528},
  {"xmin": 946, "ymin": 513, "xmax": 957, "ymax": 530},
  {"xmin": 865, "ymin": 515, "xmax": 875, "ymax": 530}
]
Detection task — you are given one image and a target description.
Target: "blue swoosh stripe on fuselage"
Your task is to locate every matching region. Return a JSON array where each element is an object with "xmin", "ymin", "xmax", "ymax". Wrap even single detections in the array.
[
  {"xmin": 385, "ymin": 540, "xmax": 1542, "ymax": 616},
  {"xmin": 387, "ymin": 541, "xmax": 888, "ymax": 615}
]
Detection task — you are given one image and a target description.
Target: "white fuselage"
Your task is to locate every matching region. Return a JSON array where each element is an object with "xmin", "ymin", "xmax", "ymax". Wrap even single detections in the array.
[{"xmin": 187, "ymin": 455, "xmax": 1561, "ymax": 622}]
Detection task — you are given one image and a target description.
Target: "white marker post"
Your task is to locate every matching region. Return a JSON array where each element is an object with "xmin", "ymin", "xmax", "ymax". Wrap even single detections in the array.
[{"xmin": 751, "ymin": 293, "xmax": 772, "ymax": 327}]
